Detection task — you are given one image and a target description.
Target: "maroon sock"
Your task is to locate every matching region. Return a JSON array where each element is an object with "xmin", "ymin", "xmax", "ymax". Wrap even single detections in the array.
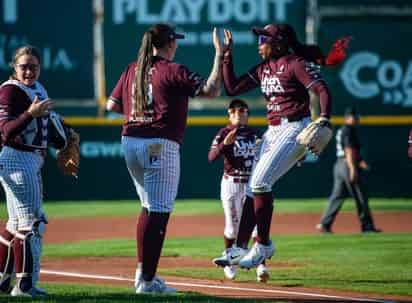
[
  {"xmin": 236, "ymin": 195, "xmax": 256, "ymax": 248},
  {"xmin": 141, "ymin": 212, "xmax": 170, "ymax": 282},
  {"xmin": 224, "ymin": 237, "xmax": 235, "ymax": 249},
  {"xmin": 0, "ymin": 230, "xmax": 14, "ymax": 273},
  {"xmin": 254, "ymin": 192, "xmax": 273, "ymax": 245},
  {"xmin": 136, "ymin": 208, "xmax": 149, "ymax": 264},
  {"xmin": 13, "ymin": 232, "xmax": 33, "ymax": 291}
]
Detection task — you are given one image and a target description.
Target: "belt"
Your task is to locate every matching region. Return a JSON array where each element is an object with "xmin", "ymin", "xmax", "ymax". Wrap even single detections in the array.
[
  {"xmin": 224, "ymin": 174, "xmax": 249, "ymax": 184},
  {"xmin": 269, "ymin": 115, "xmax": 309, "ymax": 126},
  {"xmin": 5, "ymin": 143, "xmax": 47, "ymax": 157}
]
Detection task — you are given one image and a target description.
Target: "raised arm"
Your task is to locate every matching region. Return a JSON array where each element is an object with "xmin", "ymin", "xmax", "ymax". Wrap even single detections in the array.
[
  {"xmin": 198, "ymin": 28, "xmax": 222, "ymax": 98},
  {"xmin": 222, "ymin": 29, "xmax": 259, "ymax": 96}
]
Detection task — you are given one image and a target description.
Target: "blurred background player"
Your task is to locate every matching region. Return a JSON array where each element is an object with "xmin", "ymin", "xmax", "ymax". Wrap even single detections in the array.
[
  {"xmin": 408, "ymin": 129, "xmax": 412, "ymax": 159},
  {"xmin": 208, "ymin": 99, "xmax": 269, "ymax": 282},
  {"xmin": 106, "ymin": 24, "xmax": 223, "ymax": 294},
  {"xmin": 317, "ymin": 107, "xmax": 381, "ymax": 234},
  {"xmin": 0, "ymin": 45, "xmax": 58, "ymax": 297},
  {"xmin": 217, "ymin": 23, "xmax": 345, "ymax": 269}
]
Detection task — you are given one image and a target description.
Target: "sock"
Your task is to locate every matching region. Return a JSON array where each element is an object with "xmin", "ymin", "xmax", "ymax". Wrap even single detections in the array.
[
  {"xmin": 224, "ymin": 237, "xmax": 235, "ymax": 249},
  {"xmin": 254, "ymin": 192, "xmax": 273, "ymax": 245},
  {"xmin": 141, "ymin": 211, "xmax": 170, "ymax": 282},
  {"xmin": 236, "ymin": 195, "xmax": 256, "ymax": 247},
  {"xmin": 136, "ymin": 208, "xmax": 149, "ymax": 264}
]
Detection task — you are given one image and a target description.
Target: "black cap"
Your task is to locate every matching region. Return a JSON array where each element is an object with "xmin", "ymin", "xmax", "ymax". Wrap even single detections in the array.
[
  {"xmin": 228, "ymin": 99, "xmax": 249, "ymax": 110},
  {"xmin": 344, "ymin": 107, "xmax": 358, "ymax": 117}
]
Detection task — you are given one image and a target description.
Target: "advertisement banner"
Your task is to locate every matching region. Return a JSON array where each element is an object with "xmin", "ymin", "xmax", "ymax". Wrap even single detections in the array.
[
  {"xmin": 104, "ymin": 0, "xmax": 307, "ymax": 96},
  {"xmin": 0, "ymin": 0, "xmax": 94, "ymax": 98},
  {"xmin": 318, "ymin": 14, "xmax": 412, "ymax": 115}
]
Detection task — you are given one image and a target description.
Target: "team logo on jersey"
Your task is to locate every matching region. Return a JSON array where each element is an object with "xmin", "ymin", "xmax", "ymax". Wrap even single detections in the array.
[
  {"xmin": 261, "ymin": 74, "xmax": 285, "ymax": 94},
  {"xmin": 233, "ymin": 139, "xmax": 256, "ymax": 159}
]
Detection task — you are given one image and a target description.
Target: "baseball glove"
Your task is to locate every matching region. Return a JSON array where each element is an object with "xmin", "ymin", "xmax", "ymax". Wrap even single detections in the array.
[
  {"xmin": 296, "ymin": 117, "xmax": 333, "ymax": 156},
  {"xmin": 56, "ymin": 129, "xmax": 80, "ymax": 178}
]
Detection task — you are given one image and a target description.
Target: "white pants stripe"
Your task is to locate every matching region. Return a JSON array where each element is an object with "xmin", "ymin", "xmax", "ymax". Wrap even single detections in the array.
[
  {"xmin": 0, "ymin": 147, "xmax": 44, "ymax": 232},
  {"xmin": 220, "ymin": 176, "xmax": 258, "ymax": 240},
  {"xmin": 247, "ymin": 117, "xmax": 310, "ymax": 195},
  {"xmin": 122, "ymin": 136, "xmax": 180, "ymax": 213}
]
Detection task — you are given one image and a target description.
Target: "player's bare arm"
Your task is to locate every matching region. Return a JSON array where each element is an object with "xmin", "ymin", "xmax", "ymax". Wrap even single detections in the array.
[
  {"xmin": 199, "ymin": 27, "xmax": 222, "ymax": 98},
  {"xmin": 106, "ymin": 98, "xmax": 122, "ymax": 114}
]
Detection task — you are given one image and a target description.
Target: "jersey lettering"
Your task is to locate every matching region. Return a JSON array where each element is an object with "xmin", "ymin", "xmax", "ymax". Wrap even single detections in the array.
[
  {"xmin": 261, "ymin": 74, "xmax": 285, "ymax": 94},
  {"xmin": 233, "ymin": 139, "xmax": 256, "ymax": 159}
]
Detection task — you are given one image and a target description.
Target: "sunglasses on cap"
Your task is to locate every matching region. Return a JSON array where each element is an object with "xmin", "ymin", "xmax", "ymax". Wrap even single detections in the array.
[
  {"xmin": 228, "ymin": 107, "xmax": 248, "ymax": 114},
  {"xmin": 258, "ymin": 35, "xmax": 271, "ymax": 45}
]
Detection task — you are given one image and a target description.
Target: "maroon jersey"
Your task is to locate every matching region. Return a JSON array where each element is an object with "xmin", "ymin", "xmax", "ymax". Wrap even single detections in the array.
[
  {"xmin": 109, "ymin": 56, "xmax": 204, "ymax": 145},
  {"xmin": 0, "ymin": 82, "xmax": 50, "ymax": 152},
  {"xmin": 208, "ymin": 125, "xmax": 262, "ymax": 177},
  {"xmin": 223, "ymin": 53, "xmax": 330, "ymax": 123}
]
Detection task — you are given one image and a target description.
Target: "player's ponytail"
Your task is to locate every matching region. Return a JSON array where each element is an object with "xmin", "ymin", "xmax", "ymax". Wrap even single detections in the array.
[
  {"xmin": 133, "ymin": 30, "xmax": 154, "ymax": 117},
  {"xmin": 278, "ymin": 24, "xmax": 351, "ymax": 67}
]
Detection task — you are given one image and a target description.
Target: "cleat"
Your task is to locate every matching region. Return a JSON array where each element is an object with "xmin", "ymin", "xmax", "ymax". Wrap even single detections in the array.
[
  {"xmin": 316, "ymin": 224, "xmax": 333, "ymax": 234},
  {"xmin": 10, "ymin": 286, "xmax": 47, "ymax": 297},
  {"xmin": 223, "ymin": 265, "xmax": 236, "ymax": 280},
  {"xmin": 239, "ymin": 241, "xmax": 275, "ymax": 269},
  {"xmin": 136, "ymin": 276, "xmax": 175, "ymax": 294},
  {"xmin": 256, "ymin": 264, "xmax": 270, "ymax": 283},
  {"xmin": 212, "ymin": 246, "xmax": 248, "ymax": 267}
]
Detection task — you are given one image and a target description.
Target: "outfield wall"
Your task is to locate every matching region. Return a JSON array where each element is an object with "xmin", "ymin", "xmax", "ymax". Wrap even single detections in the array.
[{"xmin": 32, "ymin": 120, "xmax": 412, "ymax": 201}]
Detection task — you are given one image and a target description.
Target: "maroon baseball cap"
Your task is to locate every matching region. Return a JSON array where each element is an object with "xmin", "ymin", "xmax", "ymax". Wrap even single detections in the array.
[{"xmin": 252, "ymin": 24, "xmax": 287, "ymax": 44}]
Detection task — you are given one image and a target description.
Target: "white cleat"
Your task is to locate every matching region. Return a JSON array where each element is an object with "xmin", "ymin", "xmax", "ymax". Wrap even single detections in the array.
[
  {"xmin": 239, "ymin": 241, "xmax": 275, "ymax": 269},
  {"xmin": 212, "ymin": 246, "xmax": 249, "ymax": 267},
  {"xmin": 136, "ymin": 277, "xmax": 176, "ymax": 294},
  {"xmin": 256, "ymin": 264, "xmax": 270, "ymax": 283},
  {"xmin": 223, "ymin": 265, "xmax": 236, "ymax": 280},
  {"xmin": 10, "ymin": 286, "xmax": 47, "ymax": 297}
]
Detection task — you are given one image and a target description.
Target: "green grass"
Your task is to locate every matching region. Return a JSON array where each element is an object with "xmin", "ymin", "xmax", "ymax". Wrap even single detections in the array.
[
  {"xmin": 43, "ymin": 234, "xmax": 412, "ymax": 296},
  {"xmin": 0, "ymin": 282, "xmax": 283, "ymax": 303},
  {"xmin": 1, "ymin": 198, "xmax": 411, "ymax": 219}
]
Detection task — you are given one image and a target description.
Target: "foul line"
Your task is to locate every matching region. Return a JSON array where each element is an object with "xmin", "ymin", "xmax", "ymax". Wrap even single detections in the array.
[{"xmin": 41, "ymin": 269, "xmax": 396, "ymax": 303}]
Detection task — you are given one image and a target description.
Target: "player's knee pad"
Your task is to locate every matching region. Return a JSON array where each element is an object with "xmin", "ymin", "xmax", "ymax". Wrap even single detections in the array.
[
  {"xmin": 15, "ymin": 217, "xmax": 47, "ymax": 291},
  {"xmin": 0, "ymin": 230, "xmax": 15, "ymax": 292}
]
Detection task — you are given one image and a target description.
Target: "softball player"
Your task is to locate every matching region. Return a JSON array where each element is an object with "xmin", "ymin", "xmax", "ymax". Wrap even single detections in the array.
[
  {"xmin": 219, "ymin": 24, "xmax": 334, "ymax": 269},
  {"xmin": 0, "ymin": 46, "xmax": 55, "ymax": 297},
  {"xmin": 106, "ymin": 24, "xmax": 223, "ymax": 294},
  {"xmin": 208, "ymin": 99, "xmax": 268, "ymax": 282}
]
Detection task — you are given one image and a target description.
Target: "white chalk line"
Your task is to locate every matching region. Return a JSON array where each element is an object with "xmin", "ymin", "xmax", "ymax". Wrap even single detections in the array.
[{"xmin": 40, "ymin": 269, "xmax": 397, "ymax": 303}]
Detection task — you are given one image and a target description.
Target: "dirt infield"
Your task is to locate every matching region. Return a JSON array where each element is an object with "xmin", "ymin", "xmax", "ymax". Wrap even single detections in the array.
[
  {"xmin": 0, "ymin": 212, "xmax": 410, "ymax": 301},
  {"xmin": 35, "ymin": 211, "xmax": 412, "ymax": 302}
]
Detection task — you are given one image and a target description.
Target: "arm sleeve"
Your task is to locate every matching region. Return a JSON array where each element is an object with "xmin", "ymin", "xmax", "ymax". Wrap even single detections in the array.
[
  {"xmin": 0, "ymin": 86, "xmax": 33, "ymax": 142},
  {"xmin": 109, "ymin": 67, "xmax": 127, "ymax": 106},
  {"xmin": 208, "ymin": 129, "xmax": 229, "ymax": 162},
  {"xmin": 174, "ymin": 65, "xmax": 205, "ymax": 98},
  {"xmin": 223, "ymin": 52, "xmax": 259, "ymax": 96},
  {"xmin": 294, "ymin": 58, "xmax": 332, "ymax": 118}
]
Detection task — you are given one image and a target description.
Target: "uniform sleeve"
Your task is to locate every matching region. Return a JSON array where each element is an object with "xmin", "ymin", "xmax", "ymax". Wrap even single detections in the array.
[
  {"xmin": 223, "ymin": 52, "xmax": 259, "ymax": 96},
  {"xmin": 174, "ymin": 65, "xmax": 205, "ymax": 98},
  {"xmin": 109, "ymin": 67, "xmax": 127, "ymax": 106},
  {"xmin": 408, "ymin": 129, "xmax": 412, "ymax": 159},
  {"xmin": 294, "ymin": 57, "xmax": 332, "ymax": 118},
  {"xmin": 0, "ymin": 85, "xmax": 33, "ymax": 142},
  {"xmin": 293, "ymin": 58, "xmax": 323, "ymax": 90},
  {"xmin": 208, "ymin": 128, "xmax": 229, "ymax": 163}
]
